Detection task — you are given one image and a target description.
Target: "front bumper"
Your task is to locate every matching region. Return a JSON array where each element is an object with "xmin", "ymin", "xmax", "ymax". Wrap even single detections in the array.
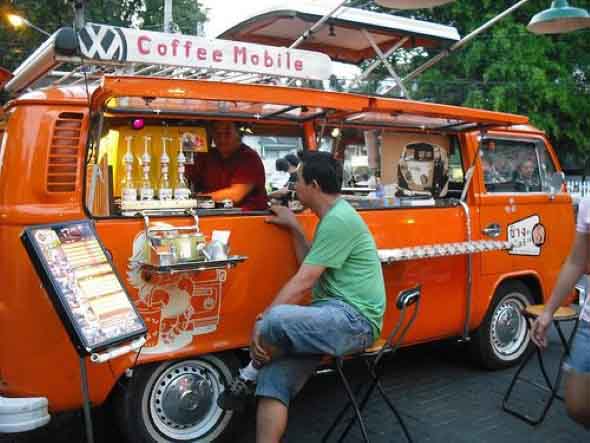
[{"xmin": 0, "ymin": 395, "xmax": 50, "ymax": 433}]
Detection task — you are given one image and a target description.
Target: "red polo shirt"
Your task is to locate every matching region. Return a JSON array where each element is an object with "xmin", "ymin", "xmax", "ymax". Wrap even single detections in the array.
[{"xmin": 188, "ymin": 144, "xmax": 268, "ymax": 211}]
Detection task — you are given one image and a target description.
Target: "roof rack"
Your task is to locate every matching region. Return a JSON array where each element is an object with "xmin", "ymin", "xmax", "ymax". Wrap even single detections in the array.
[{"xmin": 2, "ymin": 22, "xmax": 333, "ymax": 96}]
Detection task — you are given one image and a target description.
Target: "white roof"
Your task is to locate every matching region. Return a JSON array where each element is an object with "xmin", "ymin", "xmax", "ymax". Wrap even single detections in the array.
[{"xmin": 218, "ymin": 2, "xmax": 460, "ymax": 64}]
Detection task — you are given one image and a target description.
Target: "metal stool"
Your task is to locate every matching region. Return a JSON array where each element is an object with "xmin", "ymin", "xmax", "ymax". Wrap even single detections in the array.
[
  {"xmin": 322, "ymin": 286, "xmax": 421, "ymax": 443},
  {"xmin": 502, "ymin": 304, "xmax": 579, "ymax": 425}
]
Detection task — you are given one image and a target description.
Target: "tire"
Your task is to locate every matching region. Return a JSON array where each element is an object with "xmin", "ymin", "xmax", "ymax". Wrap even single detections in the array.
[
  {"xmin": 470, "ymin": 281, "xmax": 534, "ymax": 370},
  {"xmin": 114, "ymin": 353, "xmax": 242, "ymax": 443}
]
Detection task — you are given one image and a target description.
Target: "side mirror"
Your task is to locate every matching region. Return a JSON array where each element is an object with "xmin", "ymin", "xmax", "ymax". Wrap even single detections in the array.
[{"xmin": 549, "ymin": 171, "xmax": 566, "ymax": 198}]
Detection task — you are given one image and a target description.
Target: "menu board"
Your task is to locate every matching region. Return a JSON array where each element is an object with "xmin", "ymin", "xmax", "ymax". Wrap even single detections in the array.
[{"xmin": 21, "ymin": 220, "xmax": 146, "ymax": 355}]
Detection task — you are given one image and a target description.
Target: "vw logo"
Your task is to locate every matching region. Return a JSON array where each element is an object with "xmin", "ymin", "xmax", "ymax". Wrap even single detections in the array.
[{"xmin": 78, "ymin": 24, "xmax": 127, "ymax": 62}]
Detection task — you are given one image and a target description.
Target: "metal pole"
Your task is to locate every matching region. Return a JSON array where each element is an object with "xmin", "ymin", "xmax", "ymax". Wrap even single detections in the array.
[
  {"xmin": 358, "ymin": 36, "xmax": 409, "ymax": 81},
  {"xmin": 71, "ymin": 0, "xmax": 87, "ymax": 30},
  {"xmin": 403, "ymin": 0, "xmax": 532, "ymax": 83},
  {"xmin": 361, "ymin": 28, "xmax": 410, "ymax": 98},
  {"xmin": 164, "ymin": 0, "xmax": 174, "ymax": 32},
  {"xmin": 289, "ymin": 0, "xmax": 349, "ymax": 49},
  {"xmin": 23, "ymin": 19, "xmax": 51, "ymax": 37},
  {"xmin": 79, "ymin": 356, "xmax": 95, "ymax": 443}
]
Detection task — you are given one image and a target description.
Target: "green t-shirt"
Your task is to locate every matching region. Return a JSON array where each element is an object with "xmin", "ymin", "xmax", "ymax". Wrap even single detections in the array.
[{"xmin": 304, "ymin": 199, "xmax": 386, "ymax": 338}]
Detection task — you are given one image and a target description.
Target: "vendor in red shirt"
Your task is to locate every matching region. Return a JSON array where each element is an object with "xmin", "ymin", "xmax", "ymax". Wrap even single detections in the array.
[{"xmin": 190, "ymin": 121, "xmax": 268, "ymax": 211}]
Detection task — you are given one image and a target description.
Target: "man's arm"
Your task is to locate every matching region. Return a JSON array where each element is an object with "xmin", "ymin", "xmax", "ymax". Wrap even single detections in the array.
[
  {"xmin": 201, "ymin": 183, "xmax": 254, "ymax": 204},
  {"xmin": 268, "ymin": 263, "xmax": 325, "ymax": 308},
  {"xmin": 289, "ymin": 224, "xmax": 311, "ymax": 264},
  {"xmin": 531, "ymin": 232, "xmax": 588, "ymax": 348},
  {"xmin": 251, "ymin": 263, "xmax": 324, "ymax": 364},
  {"xmin": 543, "ymin": 232, "xmax": 588, "ymax": 314},
  {"xmin": 266, "ymin": 205, "xmax": 310, "ymax": 264}
]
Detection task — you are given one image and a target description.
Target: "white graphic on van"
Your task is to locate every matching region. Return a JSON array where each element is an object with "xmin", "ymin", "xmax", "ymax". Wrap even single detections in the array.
[
  {"xmin": 127, "ymin": 229, "xmax": 226, "ymax": 354},
  {"xmin": 508, "ymin": 215, "xmax": 546, "ymax": 256}
]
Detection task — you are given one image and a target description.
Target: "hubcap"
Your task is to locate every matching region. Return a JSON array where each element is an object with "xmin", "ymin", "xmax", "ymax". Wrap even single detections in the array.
[
  {"xmin": 148, "ymin": 360, "xmax": 226, "ymax": 440},
  {"xmin": 490, "ymin": 293, "xmax": 529, "ymax": 361}
]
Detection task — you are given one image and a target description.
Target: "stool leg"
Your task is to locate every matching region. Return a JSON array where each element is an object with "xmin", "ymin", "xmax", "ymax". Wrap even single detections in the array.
[
  {"xmin": 322, "ymin": 383, "xmax": 362, "ymax": 443},
  {"xmin": 537, "ymin": 345, "xmax": 554, "ymax": 392},
  {"xmin": 334, "ymin": 358, "xmax": 370, "ymax": 443},
  {"xmin": 502, "ymin": 345, "xmax": 535, "ymax": 412},
  {"xmin": 374, "ymin": 379, "xmax": 412, "ymax": 443},
  {"xmin": 337, "ymin": 360, "xmax": 378, "ymax": 443},
  {"xmin": 538, "ymin": 319, "xmax": 579, "ymax": 411}
]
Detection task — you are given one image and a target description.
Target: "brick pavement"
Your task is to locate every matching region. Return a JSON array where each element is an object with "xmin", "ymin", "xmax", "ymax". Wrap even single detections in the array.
[{"xmin": 1, "ymin": 324, "xmax": 587, "ymax": 443}]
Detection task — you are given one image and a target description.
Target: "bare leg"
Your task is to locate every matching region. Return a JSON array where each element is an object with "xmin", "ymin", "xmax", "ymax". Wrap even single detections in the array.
[
  {"xmin": 564, "ymin": 371, "xmax": 590, "ymax": 429},
  {"xmin": 256, "ymin": 397, "xmax": 288, "ymax": 443}
]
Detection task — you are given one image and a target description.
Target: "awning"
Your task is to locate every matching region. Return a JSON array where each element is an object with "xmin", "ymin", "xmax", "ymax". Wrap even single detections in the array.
[
  {"xmin": 217, "ymin": 3, "xmax": 460, "ymax": 65},
  {"xmin": 91, "ymin": 76, "xmax": 528, "ymax": 132}
]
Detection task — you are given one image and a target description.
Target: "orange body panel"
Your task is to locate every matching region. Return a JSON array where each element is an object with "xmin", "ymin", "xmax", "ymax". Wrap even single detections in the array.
[{"xmin": 0, "ymin": 81, "xmax": 575, "ymax": 412}]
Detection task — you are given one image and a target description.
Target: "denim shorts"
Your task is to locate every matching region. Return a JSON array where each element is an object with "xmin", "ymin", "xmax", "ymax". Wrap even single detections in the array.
[
  {"xmin": 255, "ymin": 299, "xmax": 374, "ymax": 407},
  {"xmin": 563, "ymin": 320, "xmax": 590, "ymax": 374}
]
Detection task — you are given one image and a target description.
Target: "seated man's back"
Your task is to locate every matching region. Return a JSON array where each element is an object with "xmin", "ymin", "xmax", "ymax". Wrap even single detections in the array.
[{"xmin": 305, "ymin": 197, "xmax": 385, "ymax": 339}]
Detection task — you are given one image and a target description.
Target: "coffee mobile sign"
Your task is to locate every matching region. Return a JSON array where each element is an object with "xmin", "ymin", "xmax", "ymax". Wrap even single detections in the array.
[{"xmin": 78, "ymin": 23, "xmax": 333, "ymax": 81}]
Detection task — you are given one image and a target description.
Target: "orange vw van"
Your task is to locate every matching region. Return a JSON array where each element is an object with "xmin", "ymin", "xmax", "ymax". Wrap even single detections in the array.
[{"xmin": 0, "ymin": 18, "xmax": 574, "ymax": 443}]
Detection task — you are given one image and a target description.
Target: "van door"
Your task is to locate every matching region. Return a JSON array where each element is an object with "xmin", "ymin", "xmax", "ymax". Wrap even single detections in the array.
[{"xmin": 477, "ymin": 136, "xmax": 573, "ymax": 284}]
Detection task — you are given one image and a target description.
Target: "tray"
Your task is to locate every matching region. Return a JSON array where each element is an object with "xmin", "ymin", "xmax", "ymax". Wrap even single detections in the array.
[{"xmin": 134, "ymin": 255, "xmax": 248, "ymax": 274}]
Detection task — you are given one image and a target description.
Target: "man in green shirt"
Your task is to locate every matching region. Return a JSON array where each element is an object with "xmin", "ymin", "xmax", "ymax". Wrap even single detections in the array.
[{"xmin": 218, "ymin": 152, "xmax": 386, "ymax": 443}]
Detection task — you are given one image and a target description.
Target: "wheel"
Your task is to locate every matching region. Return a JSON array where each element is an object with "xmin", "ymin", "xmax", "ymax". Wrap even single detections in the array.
[
  {"xmin": 470, "ymin": 281, "xmax": 534, "ymax": 369},
  {"xmin": 115, "ymin": 354, "xmax": 242, "ymax": 443}
]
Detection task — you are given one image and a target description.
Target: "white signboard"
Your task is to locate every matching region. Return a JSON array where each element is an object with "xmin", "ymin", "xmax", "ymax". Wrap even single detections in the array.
[
  {"xmin": 78, "ymin": 23, "xmax": 333, "ymax": 80},
  {"xmin": 508, "ymin": 215, "xmax": 546, "ymax": 256}
]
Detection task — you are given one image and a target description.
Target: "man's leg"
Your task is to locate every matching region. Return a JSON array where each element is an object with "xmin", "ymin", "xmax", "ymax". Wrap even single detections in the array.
[
  {"xmin": 564, "ymin": 372, "xmax": 590, "ymax": 429},
  {"xmin": 254, "ymin": 301, "xmax": 373, "ymax": 441},
  {"xmin": 562, "ymin": 320, "xmax": 590, "ymax": 429},
  {"xmin": 256, "ymin": 397, "xmax": 288, "ymax": 443}
]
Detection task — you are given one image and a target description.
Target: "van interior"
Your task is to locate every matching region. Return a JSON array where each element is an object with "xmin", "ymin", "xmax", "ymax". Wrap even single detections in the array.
[{"xmin": 85, "ymin": 96, "xmax": 467, "ymax": 218}]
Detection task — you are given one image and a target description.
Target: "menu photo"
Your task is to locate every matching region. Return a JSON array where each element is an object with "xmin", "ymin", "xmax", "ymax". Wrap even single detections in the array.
[{"xmin": 22, "ymin": 221, "xmax": 146, "ymax": 354}]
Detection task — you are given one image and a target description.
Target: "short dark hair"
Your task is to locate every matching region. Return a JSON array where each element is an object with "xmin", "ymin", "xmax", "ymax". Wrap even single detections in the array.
[
  {"xmin": 284, "ymin": 153, "xmax": 300, "ymax": 168},
  {"xmin": 301, "ymin": 151, "xmax": 342, "ymax": 194},
  {"xmin": 275, "ymin": 158, "xmax": 289, "ymax": 173}
]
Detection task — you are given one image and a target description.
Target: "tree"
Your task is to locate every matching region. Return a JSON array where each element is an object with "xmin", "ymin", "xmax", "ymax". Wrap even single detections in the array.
[
  {"xmin": 0, "ymin": 0, "xmax": 208, "ymax": 71},
  {"xmin": 360, "ymin": 1, "xmax": 590, "ymax": 167}
]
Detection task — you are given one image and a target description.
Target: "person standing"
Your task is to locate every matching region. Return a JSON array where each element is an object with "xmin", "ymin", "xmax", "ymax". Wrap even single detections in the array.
[
  {"xmin": 218, "ymin": 151, "xmax": 386, "ymax": 443},
  {"xmin": 269, "ymin": 154, "xmax": 300, "ymax": 204},
  {"xmin": 531, "ymin": 196, "xmax": 590, "ymax": 429}
]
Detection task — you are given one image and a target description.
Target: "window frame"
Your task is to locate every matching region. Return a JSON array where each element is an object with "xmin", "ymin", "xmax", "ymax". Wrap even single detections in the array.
[{"xmin": 480, "ymin": 136, "xmax": 558, "ymax": 195}]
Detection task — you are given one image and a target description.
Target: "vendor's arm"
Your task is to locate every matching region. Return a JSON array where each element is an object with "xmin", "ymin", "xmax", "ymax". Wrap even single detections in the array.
[{"xmin": 200, "ymin": 183, "xmax": 254, "ymax": 204}]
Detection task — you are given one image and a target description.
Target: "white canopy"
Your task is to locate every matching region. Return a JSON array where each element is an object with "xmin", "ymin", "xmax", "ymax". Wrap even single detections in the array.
[{"xmin": 217, "ymin": 2, "xmax": 460, "ymax": 64}]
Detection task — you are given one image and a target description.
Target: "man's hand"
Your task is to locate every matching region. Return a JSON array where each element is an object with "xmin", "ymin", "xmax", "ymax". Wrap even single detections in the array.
[
  {"xmin": 250, "ymin": 323, "xmax": 271, "ymax": 366},
  {"xmin": 531, "ymin": 311, "xmax": 552, "ymax": 349},
  {"xmin": 266, "ymin": 205, "xmax": 299, "ymax": 230}
]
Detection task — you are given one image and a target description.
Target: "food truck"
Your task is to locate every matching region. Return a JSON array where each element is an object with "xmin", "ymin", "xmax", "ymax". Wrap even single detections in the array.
[{"xmin": 0, "ymin": 5, "xmax": 576, "ymax": 442}]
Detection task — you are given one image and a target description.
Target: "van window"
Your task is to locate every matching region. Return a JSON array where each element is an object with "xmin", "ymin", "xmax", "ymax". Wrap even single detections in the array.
[
  {"xmin": 447, "ymin": 137, "xmax": 465, "ymax": 197},
  {"xmin": 482, "ymin": 139, "xmax": 556, "ymax": 193},
  {"xmin": 318, "ymin": 127, "xmax": 372, "ymax": 187},
  {"xmin": 242, "ymin": 133, "xmax": 303, "ymax": 191},
  {"xmin": 86, "ymin": 119, "xmax": 304, "ymax": 217}
]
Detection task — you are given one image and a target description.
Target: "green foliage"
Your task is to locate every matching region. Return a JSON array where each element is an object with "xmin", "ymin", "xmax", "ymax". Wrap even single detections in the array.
[
  {"xmin": 0, "ymin": 0, "xmax": 207, "ymax": 71},
  {"xmin": 364, "ymin": 0, "xmax": 590, "ymax": 167}
]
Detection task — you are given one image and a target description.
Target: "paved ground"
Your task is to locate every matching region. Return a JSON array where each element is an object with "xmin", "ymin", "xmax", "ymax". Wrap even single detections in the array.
[{"xmin": 1, "ymin": 323, "xmax": 587, "ymax": 442}]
